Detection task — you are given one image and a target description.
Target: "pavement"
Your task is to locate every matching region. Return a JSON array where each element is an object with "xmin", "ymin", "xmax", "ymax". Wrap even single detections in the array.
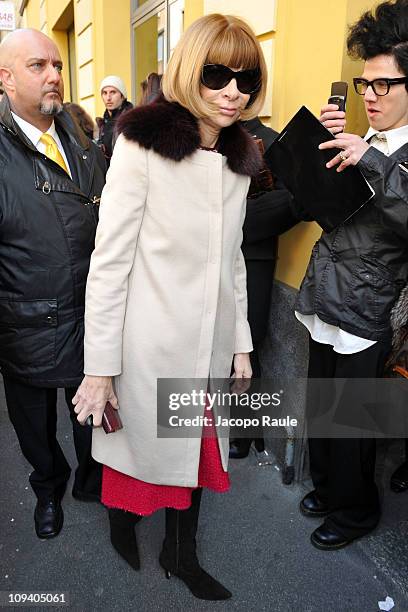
[{"xmin": 1, "ymin": 381, "xmax": 408, "ymax": 612}]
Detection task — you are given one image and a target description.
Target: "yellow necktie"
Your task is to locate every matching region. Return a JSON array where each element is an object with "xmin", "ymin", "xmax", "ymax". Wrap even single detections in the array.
[{"xmin": 39, "ymin": 133, "xmax": 69, "ymax": 173}]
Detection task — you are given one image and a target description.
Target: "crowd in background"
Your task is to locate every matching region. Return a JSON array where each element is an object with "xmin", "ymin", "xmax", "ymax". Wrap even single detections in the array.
[{"xmin": 63, "ymin": 72, "xmax": 162, "ymax": 166}]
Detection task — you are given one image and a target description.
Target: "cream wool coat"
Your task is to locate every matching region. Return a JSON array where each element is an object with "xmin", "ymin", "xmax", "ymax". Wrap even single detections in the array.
[{"xmin": 84, "ymin": 100, "xmax": 261, "ymax": 486}]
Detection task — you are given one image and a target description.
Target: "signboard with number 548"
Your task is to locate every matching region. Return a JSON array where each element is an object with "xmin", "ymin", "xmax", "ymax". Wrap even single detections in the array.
[{"xmin": 0, "ymin": 1, "xmax": 15, "ymax": 31}]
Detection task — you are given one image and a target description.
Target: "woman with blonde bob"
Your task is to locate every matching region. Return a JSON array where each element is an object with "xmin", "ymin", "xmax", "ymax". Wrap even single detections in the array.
[{"xmin": 73, "ymin": 13, "xmax": 266, "ymax": 600}]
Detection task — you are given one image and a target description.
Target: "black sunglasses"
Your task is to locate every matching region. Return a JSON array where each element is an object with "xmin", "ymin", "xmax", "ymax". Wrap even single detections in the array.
[
  {"xmin": 353, "ymin": 76, "xmax": 408, "ymax": 96},
  {"xmin": 201, "ymin": 64, "xmax": 261, "ymax": 94}
]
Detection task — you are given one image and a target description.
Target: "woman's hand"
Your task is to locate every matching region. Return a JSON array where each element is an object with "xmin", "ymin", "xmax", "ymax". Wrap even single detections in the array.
[
  {"xmin": 319, "ymin": 103, "xmax": 346, "ymax": 135},
  {"xmin": 231, "ymin": 353, "xmax": 253, "ymax": 394},
  {"xmin": 72, "ymin": 375, "xmax": 118, "ymax": 426},
  {"xmin": 232, "ymin": 352, "xmax": 253, "ymax": 378},
  {"xmin": 319, "ymin": 133, "xmax": 370, "ymax": 173}
]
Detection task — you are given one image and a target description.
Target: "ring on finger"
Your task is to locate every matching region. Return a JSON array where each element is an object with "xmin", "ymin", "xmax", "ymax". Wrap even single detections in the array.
[{"xmin": 339, "ymin": 150, "xmax": 348, "ymax": 162}]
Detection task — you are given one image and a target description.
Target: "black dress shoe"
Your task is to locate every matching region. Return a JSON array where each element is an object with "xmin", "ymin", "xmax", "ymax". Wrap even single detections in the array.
[
  {"xmin": 311, "ymin": 524, "xmax": 352, "ymax": 550},
  {"xmin": 390, "ymin": 460, "xmax": 408, "ymax": 493},
  {"xmin": 300, "ymin": 491, "xmax": 329, "ymax": 518},
  {"xmin": 72, "ymin": 488, "xmax": 101, "ymax": 503},
  {"xmin": 34, "ymin": 499, "xmax": 64, "ymax": 540}
]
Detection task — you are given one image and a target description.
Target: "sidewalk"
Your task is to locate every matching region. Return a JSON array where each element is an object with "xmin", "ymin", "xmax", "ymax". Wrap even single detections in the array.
[{"xmin": 1, "ymin": 382, "xmax": 407, "ymax": 612}]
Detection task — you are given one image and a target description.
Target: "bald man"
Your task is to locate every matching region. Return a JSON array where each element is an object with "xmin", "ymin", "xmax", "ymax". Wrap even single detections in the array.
[{"xmin": 0, "ymin": 29, "xmax": 106, "ymax": 539}]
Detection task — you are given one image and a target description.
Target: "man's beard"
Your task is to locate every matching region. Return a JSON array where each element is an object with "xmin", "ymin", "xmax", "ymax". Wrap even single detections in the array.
[{"xmin": 39, "ymin": 98, "xmax": 63, "ymax": 116}]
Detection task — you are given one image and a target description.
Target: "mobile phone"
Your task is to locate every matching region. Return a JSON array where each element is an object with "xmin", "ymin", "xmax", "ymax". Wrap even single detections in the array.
[{"xmin": 328, "ymin": 81, "xmax": 348, "ymax": 112}]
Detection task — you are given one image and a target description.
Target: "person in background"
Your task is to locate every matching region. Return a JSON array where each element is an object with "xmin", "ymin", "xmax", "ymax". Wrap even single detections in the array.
[
  {"xmin": 297, "ymin": 0, "xmax": 408, "ymax": 550},
  {"xmin": 63, "ymin": 102, "xmax": 96, "ymax": 140},
  {"xmin": 139, "ymin": 72, "xmax": 162, "ymax": 105},
  {"xmin": 385, "ymin": 284, "xmax": 408, "ymax": 492},
  {"xmin": 229, "ymin": 117, "xmax": 300, "ymax": 458},
  {"xmin": 390, "ymin": 443, "xmax": 408, "ymax": 493},
  {"xmin": 72, "ymin": 13, "xmax": 267, "ymax": 601},
  {"xmin": 97, "ymin": 75, "xmax": 133, "ymax": 165},
  {"xmin": 0, "ymin": 29, "xmax": 105, "ymax": 540}
]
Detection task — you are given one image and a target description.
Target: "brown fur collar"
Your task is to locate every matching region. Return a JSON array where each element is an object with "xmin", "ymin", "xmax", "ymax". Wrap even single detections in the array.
[{"xmin": 116, "ymin": 95, "xmax": 263, "ymax": 177}]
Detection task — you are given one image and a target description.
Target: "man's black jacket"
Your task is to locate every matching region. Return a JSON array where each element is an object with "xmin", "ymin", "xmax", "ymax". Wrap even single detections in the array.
[
  {"xmin": 241, "ymin": 117, "xmax": 299, "ymax": 261},
  {"xmin": 0, "ymin": 95, "xmax": 106, "ymax": 386},
  {"xmin": 296, "ymin": 144, "xmax": 408, "ymax": 341}
]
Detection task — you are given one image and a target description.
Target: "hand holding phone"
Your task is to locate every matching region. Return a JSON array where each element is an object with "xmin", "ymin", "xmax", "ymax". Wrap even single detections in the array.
[
  {"xmin": 320, "ymin": 82, "xmax": 348, "ymax": 135},
  {"xmin": 328, "ymin": 81, "xmax": 348, "ymax": 112}
]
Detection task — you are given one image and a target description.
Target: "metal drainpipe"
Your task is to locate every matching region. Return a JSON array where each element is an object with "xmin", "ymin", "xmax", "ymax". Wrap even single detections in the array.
[{"xmin": 282, "ymin": 426, "xmax": 295, "ymax": 485}]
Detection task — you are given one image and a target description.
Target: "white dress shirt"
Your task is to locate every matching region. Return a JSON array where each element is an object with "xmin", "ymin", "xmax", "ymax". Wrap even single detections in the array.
[
  {"xmin": 11, "ymin": 111, "xmax": 72, "ymax": 178},
  {"xmin": 295, "ymin": 123, "xmax": 408, "ymax": 354},
  {"xmin": 365, "ymin": 123, "xmax": 408, "ymax": 155}
]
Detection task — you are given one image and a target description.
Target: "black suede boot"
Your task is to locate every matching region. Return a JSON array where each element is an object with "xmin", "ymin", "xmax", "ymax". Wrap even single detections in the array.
[
  {"xmin": 159, "ymin": 488, "xmax": 231, "ymax": 600},
  {"xmin": 108, "ymin": 508, "xmax": 142, "ymax": 570}
]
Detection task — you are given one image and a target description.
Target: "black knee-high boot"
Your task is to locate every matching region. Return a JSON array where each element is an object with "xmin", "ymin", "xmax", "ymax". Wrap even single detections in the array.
[
  {"xmin": 108, "ymin": 508, "xmax": 142, "ymax": 570},
  {"xmin": 159, "ymin": 488, "xmax": 231, "ymax": 600}
]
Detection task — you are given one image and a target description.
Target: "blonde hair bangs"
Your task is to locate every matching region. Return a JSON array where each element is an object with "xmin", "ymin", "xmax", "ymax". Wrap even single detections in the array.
[{"xmin": 162, "ymin": 14, "xmax": 267, "ymax": 121}]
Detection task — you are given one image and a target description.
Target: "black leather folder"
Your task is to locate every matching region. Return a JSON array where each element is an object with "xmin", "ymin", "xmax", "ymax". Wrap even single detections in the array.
[{"xmin": 265, "ymin": 106, "xmax": 374, "ymax": 232}]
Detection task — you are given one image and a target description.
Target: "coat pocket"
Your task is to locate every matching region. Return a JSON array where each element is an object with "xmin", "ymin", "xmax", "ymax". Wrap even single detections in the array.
[
  {"xmin": 344, "ymin": 258, "xmax": 400, "ymax": 328},
  {"xmin": 0, "ymin": 299, "xmax": 57, "ymax": 367}
]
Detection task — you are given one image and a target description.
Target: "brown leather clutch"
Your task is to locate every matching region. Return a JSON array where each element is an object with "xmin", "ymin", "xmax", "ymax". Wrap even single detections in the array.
[
  {"xmin": 102, "ymin": 401, "xmax": 123, "ymax": 434},
  {"xmin": 86, "ymin": 401, "xmax": 123, "ymax": 433}
]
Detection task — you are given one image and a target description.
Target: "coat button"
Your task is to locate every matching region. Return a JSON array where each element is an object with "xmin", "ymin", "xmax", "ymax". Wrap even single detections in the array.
[
  {"xmin": 83, "ymin": 155, "xmax": 87, "ymax": 160},
  {"xmin": 331, "ymin": 255, "xmax": 338, "ymax": 262}
]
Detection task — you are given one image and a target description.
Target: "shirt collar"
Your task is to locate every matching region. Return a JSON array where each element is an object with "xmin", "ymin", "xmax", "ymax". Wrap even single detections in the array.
[
  {"xmin": 365, "ymin": 124, "xmax": 408, "ymax": 155},
  {"xmin": 10, "ymin": 111, "xmax": 57, "ymax": 148}
]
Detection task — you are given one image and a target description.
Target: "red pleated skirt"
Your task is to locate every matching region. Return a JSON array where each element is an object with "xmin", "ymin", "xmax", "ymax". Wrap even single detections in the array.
[{"xmin": 101, "ymin": 410, "xmax": 230, "ymax": 515}]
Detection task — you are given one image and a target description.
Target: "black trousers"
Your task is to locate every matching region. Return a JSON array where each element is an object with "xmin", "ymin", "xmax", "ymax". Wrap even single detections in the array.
[
  {"xmin": 307, "ymin": 337, "xmax": 391, "ymax": 539},
  {"xmin": 3, "ymin": 377, "xmax": 102, "ymax": 503},
  {"xmin": 246, "ymin": 258, "xmax": 276, "ymax": 379},
  {"xmin": 246, "ymin": 259, "xmax": 276, "ymax": 346}
]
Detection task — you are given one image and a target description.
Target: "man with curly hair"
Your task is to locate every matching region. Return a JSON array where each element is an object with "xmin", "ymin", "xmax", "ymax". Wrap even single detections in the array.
[{"xmin": 296, "ymin": 0, "xmax": 408, "ymax": 549}]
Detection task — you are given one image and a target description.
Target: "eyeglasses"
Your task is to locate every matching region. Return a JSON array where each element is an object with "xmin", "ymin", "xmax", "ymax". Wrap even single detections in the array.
[
  {"xmin": 201, "ymin": 64, "xmax": 261, "ymax": 94},
  {"xmin": 353, "ymin": 77, "xmax": 408, "ymax": 96}
]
